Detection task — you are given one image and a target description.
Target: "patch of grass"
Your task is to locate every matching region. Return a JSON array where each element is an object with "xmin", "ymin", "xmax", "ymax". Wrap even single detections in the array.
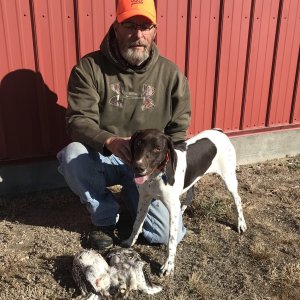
[
  {"xmin": 188, "ymin": 271, "xmax": 213, "ymax": 299},
  {"xmin": 249, "ymin": 242, "xmax": 275, "ymax": 261},
  {"xmin": 198, "ymin": 196, "xmax": 229, "ymax": 220},
  {"xmin": 269, "ymin": 263, "xmax": 300, "ymax": 285}
]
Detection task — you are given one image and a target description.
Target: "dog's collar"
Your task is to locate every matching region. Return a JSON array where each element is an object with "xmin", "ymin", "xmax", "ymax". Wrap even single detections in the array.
[
  {"xmin": 156, "ymin": 152, "xmax": 170, "ymax": 185},
  {"xmin": 147, "ymin": 170, "xmax": 168, "ymax": 186},
  {"xmin": 156, "ymin": 151, "xmax": 170, "ymax": 172}
]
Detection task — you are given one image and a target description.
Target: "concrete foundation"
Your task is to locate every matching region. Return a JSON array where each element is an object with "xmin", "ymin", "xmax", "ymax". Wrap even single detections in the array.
[
  {"xmin": 230, "ymin": 128, "xmax": 300, "ymax": 165},
  {"xmin": 0, "ymin": 128, "xmax": 299, "ymax": 195}
]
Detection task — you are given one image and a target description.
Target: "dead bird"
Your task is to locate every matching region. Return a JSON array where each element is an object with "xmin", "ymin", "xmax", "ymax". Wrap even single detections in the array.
[
  {"xmin": 72, "ymin": 248, "xmax": 162, "ymax": 299},
  {"xmin": 106, "ymin": 247, "xmax": 162, "ymax": 297},
  {"xmin": 72, "ymin": 249, "xmax": 111, "ymax": 299}
]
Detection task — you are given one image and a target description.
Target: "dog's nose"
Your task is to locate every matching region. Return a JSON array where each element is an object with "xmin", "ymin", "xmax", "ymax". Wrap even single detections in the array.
[{"xmin": 134, "ymin": 165, "xmax": 146, "ymax": 174}]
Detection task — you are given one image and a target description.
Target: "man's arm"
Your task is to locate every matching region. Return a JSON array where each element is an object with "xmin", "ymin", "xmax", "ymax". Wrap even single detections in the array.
[
  {"xmin": 66, "ymin": 58, "xmax": 116, "ymax": 153},
  {"xmin": 165, "ymin": 75, "xmax": 191, "ymax": 142}
]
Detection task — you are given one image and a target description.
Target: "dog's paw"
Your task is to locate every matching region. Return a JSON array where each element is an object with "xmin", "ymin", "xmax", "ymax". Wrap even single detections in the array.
[
  {"xmin": 159, "ymin": 261, "xmax": 174, "ymax": 277},
  {"xmin": 238, "ymin": 219, "xmax": 247, "ymax": 233}
]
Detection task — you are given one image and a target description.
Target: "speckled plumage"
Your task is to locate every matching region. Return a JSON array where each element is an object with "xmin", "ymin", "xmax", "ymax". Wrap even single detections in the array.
[
  {"xmin": 106, "ymin": 248, "xmax": 162, "ymax": 297},
  {"xmin": 72, "ymin": 249, "xmax": 111, "ymax": 299},
  {"xmin": 72, "ymin": 248, "xmax": 162, "ymax": 299}
]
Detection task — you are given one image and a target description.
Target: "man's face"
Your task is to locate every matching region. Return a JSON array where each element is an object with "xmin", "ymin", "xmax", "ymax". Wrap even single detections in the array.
[{"xmin": 114, "ymin": 16, "xmax": 157, "ymax": 66}]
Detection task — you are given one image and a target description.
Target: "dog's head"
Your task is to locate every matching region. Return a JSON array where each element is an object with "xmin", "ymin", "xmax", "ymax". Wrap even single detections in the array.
[{"xmin": 130, "ymin": 129, "xmax": 176, "ymax": 185}]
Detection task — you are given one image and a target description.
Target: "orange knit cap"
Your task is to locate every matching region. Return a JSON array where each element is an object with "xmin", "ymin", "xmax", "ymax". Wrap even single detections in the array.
[{"xmin": 116, "ymin": 0, "xmax": 157, "ymax": 24}]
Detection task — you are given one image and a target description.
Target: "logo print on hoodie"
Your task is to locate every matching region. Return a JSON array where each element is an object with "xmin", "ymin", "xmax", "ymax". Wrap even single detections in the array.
[{"xmin": 109, "ymin": 82, "xmax": 155, "ymax": 110}]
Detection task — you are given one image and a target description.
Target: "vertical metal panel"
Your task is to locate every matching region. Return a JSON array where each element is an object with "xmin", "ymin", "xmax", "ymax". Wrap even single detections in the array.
[
  {"xmin": 77, "ymin": 0, "xmax": 116, "ymax": 57},
  {"xmin": 32, "ymin": 0, "xmax": 77, "ymax": 153},
  {"xmin": 291, "ymin": 36, "xmax": 300, "ymax": 124},
  {"xmin": 156, "ymin": 0, "xmax": 188, "ymax": 74},
  {"xmin": 33, "ymin": 0, "xmax": 77, "ymax": 108},
  {"xmin": 242, "ymin": 0, "xmax": 280, "ymax": 130},
  {"xmin": 268, "ymin": 0, "xmax": 300, "ymax": 126},
  {"xmin": 292, "ymin": 57, "xmax": 300, "ymax": 123},
  {"xmin": 187, "ymin": 0, "xmax": 220, "ymax": 134},
  {"xmin": 0, "ymin": 0, "xmax": 37, "ymax": 160},
  {"xmin": 214, "ymin": 0, "xmax": 252, "ymax": 132},
  {"xmin": 0, "ymin": 0, "xmax": 35, "ymax": 73}
]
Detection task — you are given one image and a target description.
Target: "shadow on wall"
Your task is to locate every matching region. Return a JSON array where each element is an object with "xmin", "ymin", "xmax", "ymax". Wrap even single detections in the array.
[{"xmin": 0, "ymin": 69, "xmax": 69, "ymax": 161}]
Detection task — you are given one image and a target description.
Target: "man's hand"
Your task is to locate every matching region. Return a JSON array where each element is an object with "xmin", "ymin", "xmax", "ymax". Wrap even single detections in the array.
[{"xmin": 104, "ymin": 136, "xmax": 131, "ymax": 164}]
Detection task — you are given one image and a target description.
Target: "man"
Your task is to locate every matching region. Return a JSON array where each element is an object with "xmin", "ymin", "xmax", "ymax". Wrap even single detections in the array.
[{"xmin": 57, "ymin": 0, "xmax": 191, "ymax": 250}]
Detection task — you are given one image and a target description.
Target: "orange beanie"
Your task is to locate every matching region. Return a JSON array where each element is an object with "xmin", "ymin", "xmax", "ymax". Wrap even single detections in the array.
[{"xmin": 116, "ymin": 0, "xmax": 157, "ymax": 24}]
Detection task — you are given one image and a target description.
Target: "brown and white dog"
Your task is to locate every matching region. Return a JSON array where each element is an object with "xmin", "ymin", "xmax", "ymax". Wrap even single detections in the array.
[{"xmin": 122, "ymin": 128, "xmax": 247, "ymax": 276}]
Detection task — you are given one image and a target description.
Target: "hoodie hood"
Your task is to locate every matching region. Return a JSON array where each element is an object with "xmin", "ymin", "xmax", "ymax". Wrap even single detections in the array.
[{"xmin": 100, "ymin": 24, "xmax": 159, "ymax": 74}]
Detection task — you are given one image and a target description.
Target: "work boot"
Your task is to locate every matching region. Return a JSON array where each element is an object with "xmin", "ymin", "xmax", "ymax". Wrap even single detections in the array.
[{"xmin": 89, "ymin": 226, "xmax": 115, "ymax": 250}]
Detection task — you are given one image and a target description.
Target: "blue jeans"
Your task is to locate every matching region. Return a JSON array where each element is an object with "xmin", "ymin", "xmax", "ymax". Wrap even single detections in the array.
[{"xmin": 57, "ymin": 142, "xmax": 186, "ymax": 245}]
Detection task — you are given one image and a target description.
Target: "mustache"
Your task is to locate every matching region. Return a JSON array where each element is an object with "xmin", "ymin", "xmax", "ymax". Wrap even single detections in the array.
[{"xmin": 128, "ymin": 41, "xmax": 147, "ymax": 47}]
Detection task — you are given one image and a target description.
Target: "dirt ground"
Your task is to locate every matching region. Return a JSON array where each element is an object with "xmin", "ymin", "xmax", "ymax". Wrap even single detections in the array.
[{"xmin": 0, "ymin": 154, "xmax": 299, "ymax": 300}]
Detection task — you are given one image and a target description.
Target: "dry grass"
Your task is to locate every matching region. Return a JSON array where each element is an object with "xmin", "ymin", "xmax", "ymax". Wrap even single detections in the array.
[{"xmin": 0, "ymin": 154, "xmax": 300, "ymax": 299}]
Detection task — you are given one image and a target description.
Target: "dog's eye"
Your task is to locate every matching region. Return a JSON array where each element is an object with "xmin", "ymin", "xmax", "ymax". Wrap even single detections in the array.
[{"xmin": 153, "ymin": 147, "xmax": 161, "ymax": 152}]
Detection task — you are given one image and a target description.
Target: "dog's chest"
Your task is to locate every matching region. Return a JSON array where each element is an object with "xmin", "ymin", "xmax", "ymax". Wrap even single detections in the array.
[{"xmin": 138, "ymin": 176, "xmax": 169, "ymax": 198}]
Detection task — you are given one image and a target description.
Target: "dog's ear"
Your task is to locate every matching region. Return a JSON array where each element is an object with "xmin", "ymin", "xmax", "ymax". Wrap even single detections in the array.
[
  {"xmin": 130, "ymin": 131, "xmax": 141, "ymax": 156},
  {"xmin": 165, "ymin": 136, "xmax": 177, "ymax": 186}
]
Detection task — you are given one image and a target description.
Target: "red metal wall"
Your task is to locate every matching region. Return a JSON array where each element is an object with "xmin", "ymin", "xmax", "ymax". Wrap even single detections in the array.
[{"xmin": 0, "ymin": 0, "xmax": 299, "ymax": 162}]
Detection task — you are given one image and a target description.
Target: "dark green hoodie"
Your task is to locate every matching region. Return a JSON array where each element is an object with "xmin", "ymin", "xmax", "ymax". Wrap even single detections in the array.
[{"xmin": 66, "ymin": 25, "xmax": 191, "ymax": 153}]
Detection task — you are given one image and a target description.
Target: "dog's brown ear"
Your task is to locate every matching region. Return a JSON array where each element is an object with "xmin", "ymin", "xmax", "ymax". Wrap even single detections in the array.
[
  {"xmin": 165, "ymin": 136, "xmax": 177, "ymax": 185},
  {"xmin": 130, "ymin": 130, "xmax": 141, "ymax": 156}
]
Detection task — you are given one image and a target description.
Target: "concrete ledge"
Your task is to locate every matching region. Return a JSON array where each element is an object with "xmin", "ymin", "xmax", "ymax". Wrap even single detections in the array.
[
  {"xmin": 0, "ymin": 160, "xmax": 66, "ymax": 196},
  {"xmin": 231, "ymin": 128, "xmax": 300, "ymax": 165},
  {"xmin": 0, "ymin": 128, "xmax": 299, "ymax": 195}
]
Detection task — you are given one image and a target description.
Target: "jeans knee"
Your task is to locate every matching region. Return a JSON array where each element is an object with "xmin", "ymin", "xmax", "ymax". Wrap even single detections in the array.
[
  {"xmin": 141, "ymin": 200, "xmax": 186, "ymax": 245},
  {"xmin": 57, "ymin": 142, "xmax": 87, "ymax": 164},
  {"xmin": 142, "ymin": 227, "xmax": 169, "ymax": 245}
]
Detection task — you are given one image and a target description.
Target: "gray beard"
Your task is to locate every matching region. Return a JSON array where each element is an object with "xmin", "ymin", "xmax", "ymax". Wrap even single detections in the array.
[{"xmin": 120, "ymin": 47, "xmax": 150, "ymax": 66}]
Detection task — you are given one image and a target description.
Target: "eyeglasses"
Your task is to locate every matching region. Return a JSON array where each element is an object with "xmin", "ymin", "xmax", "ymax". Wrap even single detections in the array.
[{"xmin": 121, "ymin": 22, "xmax": 157, "ymax": 32}]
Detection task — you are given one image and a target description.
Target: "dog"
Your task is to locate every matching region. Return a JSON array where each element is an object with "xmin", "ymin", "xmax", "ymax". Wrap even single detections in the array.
[
  {"xmin": 122, "ymin": 128, "xmax": 247, "ymax": 276},
  {"xmin": 72, "ymin": 248, "xmax": 162, "ymax": 299}
]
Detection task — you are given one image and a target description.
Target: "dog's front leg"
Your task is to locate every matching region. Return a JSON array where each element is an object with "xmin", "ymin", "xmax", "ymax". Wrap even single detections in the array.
[
  {"xmin": 122, "ymin": 191, "xmax": 152, "ymax": 248},
  {"xmin": 160, "ymin": 196, "xmax": 181, "ymax": 276}
]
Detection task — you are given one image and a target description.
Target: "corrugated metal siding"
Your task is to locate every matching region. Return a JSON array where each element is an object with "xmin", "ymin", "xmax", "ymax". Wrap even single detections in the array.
[
  {"xmin": 1, "ymin": 0, "xmax": 38, "ymax": 159},
  {"xmin": 187, "ymin": 0, "xmax": 220, "ymax": 134},
  {"xmin": 267, "ymin": 0, "xmax": 300, "ymax": 126},
  {"xmin": 76, "ymin": 0, "xmax": 116, "ymax": 57},
  {"xmin": 156, "ymin": 0, "xmax": 188, "ymax": 74},
  {"xmin": 241, "ymin": 0, "xmax": 280, "ymax": 130},
  {"xmin": 214, "ymin": 0, "xmax": 252, "ymax": 132},
  {"xmin": 0, "ymin": 0, "xmax": 299, "ymax": 163}
]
